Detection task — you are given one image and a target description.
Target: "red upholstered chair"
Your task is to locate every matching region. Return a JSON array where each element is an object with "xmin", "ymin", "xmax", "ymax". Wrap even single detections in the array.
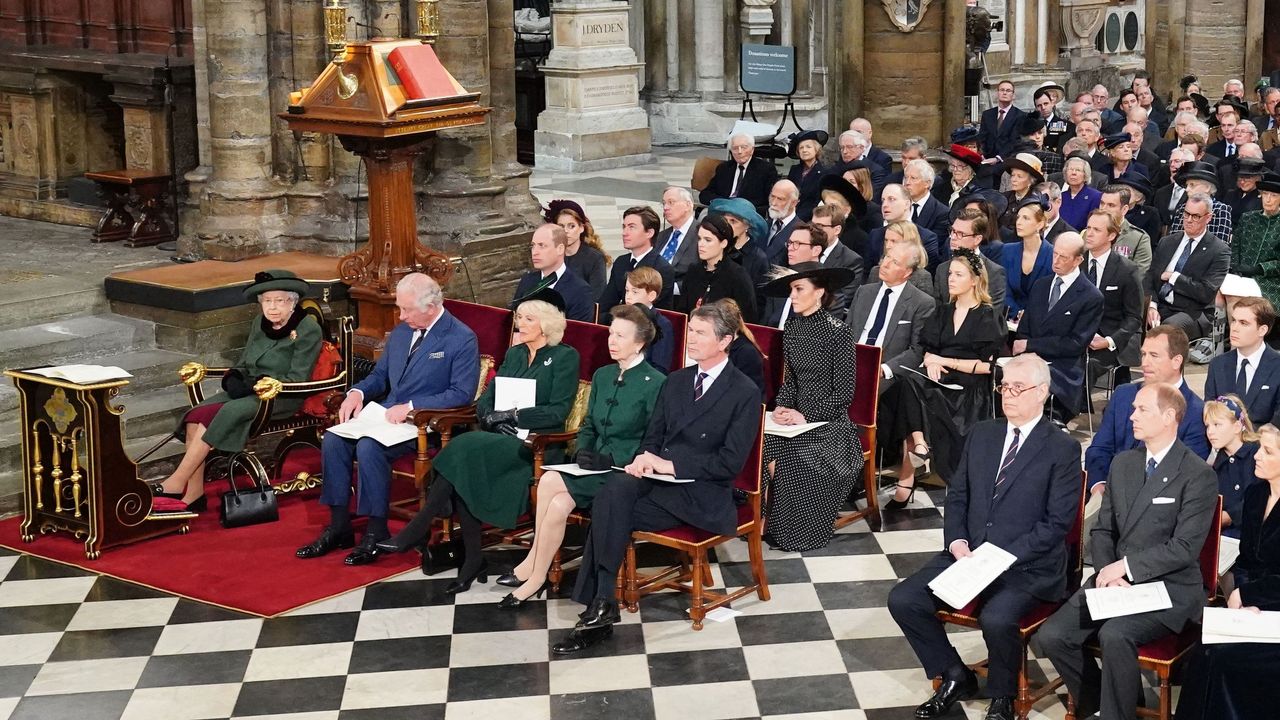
[
  {"xmin": 617, "ymin": 409, "xmax": 768, "ymax": 630},
  {"xmin": 443, "ymin": 299, "xmax": 514, "ymax": 361},
  {"xmin": 932, "ymin": 471, "xmax": 1088, "ymax": 720},
  {"xmin": 1065, "ymin": 496, "xmax": 1223, "ymax": 720},
  {"xmin": 835, "ymin": 343, "xmax": 883, "ymax": 531},
  {"xmin": 658, "ymin": 309, "xmax": 686, "ymax": 372},
  {"xmin": 748, "ymin": 323, "xmax": 785, "ymax": 409}
]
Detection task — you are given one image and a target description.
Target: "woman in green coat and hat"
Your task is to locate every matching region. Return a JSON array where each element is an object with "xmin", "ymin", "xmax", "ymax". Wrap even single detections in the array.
[
  {"xmin": 153, "ymin": 270, "xmax": 322, "ymax": 511},
  {"xmin": 1233, "ymin": 172, "xmax": 1280, "ymax": 315}
]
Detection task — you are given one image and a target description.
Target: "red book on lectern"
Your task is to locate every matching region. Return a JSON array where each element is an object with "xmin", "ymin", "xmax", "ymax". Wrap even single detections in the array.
[{"xmin": 388, "ymin": 44, "xmax": 465, "ymax": 100}]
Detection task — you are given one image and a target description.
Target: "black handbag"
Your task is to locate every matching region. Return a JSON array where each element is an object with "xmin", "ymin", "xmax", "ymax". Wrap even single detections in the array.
[{"xmin": 219, "ymin": 473, "xmax": 279, "ymax": 528}]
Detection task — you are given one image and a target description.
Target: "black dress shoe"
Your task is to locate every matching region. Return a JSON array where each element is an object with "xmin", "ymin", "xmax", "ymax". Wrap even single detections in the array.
[
  {"xmin": 914, "ymin": 668, "xmax": 978, "ymax": 718},
  {"xmin": 343, "ymin": 533, "xmax": 386, "ymax": 566},
  {"xmin": 551, "ymin": 625, "xmax": 613, "ymax": 655},
  {"xmin": 985, "ymin": 697, "xmax": 1014, "ymax": 720},
  {"xmin": 575, "ymin": 598, "xmax": 620, "ymax": 629},
  {"xmin": 495, "ymin": 572, "xmax": 523, "ymax": 588},
  {"xmin": 295, "ymin": 527, "xmax": 356, "ymax": 559}
]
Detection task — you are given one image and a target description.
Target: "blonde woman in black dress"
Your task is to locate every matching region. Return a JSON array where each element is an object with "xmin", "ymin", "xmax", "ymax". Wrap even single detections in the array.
[{"xmin": 759, "ymin": 263, "xmax": 863, "ymax": 551}]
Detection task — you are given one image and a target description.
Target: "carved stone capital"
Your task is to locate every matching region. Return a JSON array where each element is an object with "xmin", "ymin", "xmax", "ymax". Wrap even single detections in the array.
[{"xmin": 1059, "ymin": 0, "xmax": 1110, "ymax": 51}]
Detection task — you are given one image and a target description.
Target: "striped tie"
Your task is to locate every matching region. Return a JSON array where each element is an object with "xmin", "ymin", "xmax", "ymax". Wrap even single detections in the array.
[
  {"xmin": 694, "ymin": 372, "xmax": 708, "ymax": 401},
  {"xmin": 994, "ymin": 428, "xmax": 1021, "ymax": 493}
]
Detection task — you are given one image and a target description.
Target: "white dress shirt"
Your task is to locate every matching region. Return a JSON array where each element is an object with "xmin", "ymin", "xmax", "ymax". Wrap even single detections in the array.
[
  {"xmin": 1237, "ymin": 343, "xmax": 1267, "ymax": 392},
  {"xmin": 695, "ymin": 356, "xmax": 731, "ymax": 394},
  {"xmin": 1050, "ymin": 267, "xmax": 1081, "ymax": 300},
  {"xmin": 1124, "ymin": 441, "xmax": 1176, "ymax": 579},
  {"xmin": 1155, "ymin": 230, "xmax": 1206, "ymax": 305},
  {"xmin": 859, "ymin": 280, "xmax": 908, "ymax": 378}
]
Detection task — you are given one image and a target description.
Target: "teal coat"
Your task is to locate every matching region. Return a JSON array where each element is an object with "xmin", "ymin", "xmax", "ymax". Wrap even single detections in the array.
[
  {"xmin": 434, "ymin": 342, "xmax": 580, "ymax": 528},
  {"xmin": 197, "ymin": 313, "xmax": 323, "ymax": 452},
  {"xmin": 563, "ymin": 360, "xmax": 666, "ymax": 507}
]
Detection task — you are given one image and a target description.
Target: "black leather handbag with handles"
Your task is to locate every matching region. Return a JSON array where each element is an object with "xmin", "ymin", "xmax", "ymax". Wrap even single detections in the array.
[{"xmin": 220, "ymin": 472, "xmax": 280, "ymax": 528}]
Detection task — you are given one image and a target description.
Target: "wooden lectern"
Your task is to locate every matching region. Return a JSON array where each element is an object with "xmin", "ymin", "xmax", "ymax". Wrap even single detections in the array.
[
  {"xmin": 4, "ymin": 370, "xmax": 193, "ymax": 559},
  {"xmin": 281, "ymin": 39, "xmax": 490, "ymax": 359}
]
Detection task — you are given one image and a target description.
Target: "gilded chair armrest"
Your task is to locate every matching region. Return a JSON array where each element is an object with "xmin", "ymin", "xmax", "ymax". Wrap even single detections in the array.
[
  {"xmin": 179, "ymin": 363, "xmax": 231, "ymax": 406},
  {"xmin": 262, "ymin": 372, "xmax": 350, "ymax": 400}
]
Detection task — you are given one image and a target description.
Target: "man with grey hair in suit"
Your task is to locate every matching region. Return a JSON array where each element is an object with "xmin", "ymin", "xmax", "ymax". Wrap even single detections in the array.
[
  {"xmin": 655, "ymin": 186, "xmax": 698, "ymax": 296},
  {"xmin": 845, "ymin": 241, "xmax": 935, "ymax": 393}
]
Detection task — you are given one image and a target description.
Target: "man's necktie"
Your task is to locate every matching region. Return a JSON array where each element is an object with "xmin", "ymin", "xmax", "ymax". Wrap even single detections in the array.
[
  {"xmin": 1160, "ymin": 239, "xmax": 1196, "ymax": 298},
  {"xmin": 730, "ymin": 165, "xmax": 745, "ymax": 197},
  {"xmin": 994, "ymin": 428, "xmax": 1021, "ymax": 491},
  {"xmin": 1088, "ymin": 259, "xmax": 1099, "ymax": 286},
  {"xmin": 865, "ymin": 287, "xmax": 893, "ymax": 346},
  {"xmin": 997, "ymin": 108, "xmax": 1006, "ymax": 129},
  {"xmin": 408, "ymin": 330, "xmax": 426, "ymax": 356},
  {"xmin": 769, "ymin": 219, "xmax": 783, "ymax": 241},
  {"xmin": 694, "ymin": 371, "xmax": 708, "ymax": 401},
  {"xmin": 535, "ymin": 272, "xmax": 557, "ymax": 293},
  {"xmin": 1145, "ymin": 457, "xmax": 1157, "ymax": 479},
  {"xmin": 1047, "ymin": 276, "xmax": 1064, "ymax": 310},
  {"xmin": 1170, "ymin": 187, "xmax": 1184, "ymax": 212},
  {"xmin": 911, "ymin": 203, "xmax": 921, "ymax": 222},
  {"xmin": 660, "ymin": 229, "xmax": 681, "ymax": 262},
  {"xmin": 1227, "ymin": 144, "xmax": 1236, "ymax": 157},
  {"xmin": 1238, "ymin": 358, "xmax": 1251, "ymax": 396},
  {"xmin": 629, "ymin": 255, "xmax": 638, "ymax": 270}
]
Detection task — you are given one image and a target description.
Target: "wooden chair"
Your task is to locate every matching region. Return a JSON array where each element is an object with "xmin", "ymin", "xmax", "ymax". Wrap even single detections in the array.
[
  {"xmin": 691, "ymin": 157, "xmax": 721, "ymax": 194},
  {"xmin": 617, "ymin": 408, "xmax": 768, "ymax": 630},
  {"xmin": 747, "ymin": 322, "xmax": 785, "ymax": 409},
  {"xmin": 176, "ymin": 298, "xmax": 353, "ymax": 492},
  {"xmin": 835, "ymin": 343, "xmax": 883, "ymax": 531},
  {"xmin": 1065, "ymin": 496, "xmax": 1224, "ymax": 720},
  {"xmin": 932, "ymin": 471, "xmax": 1089, "ymax": 720}
]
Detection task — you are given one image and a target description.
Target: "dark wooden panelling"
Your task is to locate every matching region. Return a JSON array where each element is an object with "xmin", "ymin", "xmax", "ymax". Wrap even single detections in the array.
[{"xmin": 0, "ymin": 0, "xmax": 191, "ymax": 56}]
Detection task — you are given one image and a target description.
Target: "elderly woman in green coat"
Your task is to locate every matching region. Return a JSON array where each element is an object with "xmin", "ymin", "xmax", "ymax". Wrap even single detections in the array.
[
  {"xmin": 494, "ymin": 304, "xmax": 665, "ymax": 608},
  {"xmin": 378, "ymin": 288, "xmax": 580, "ymax": 594},
  {"xmin": 1232, "ymin": 174, "xmax": 1280, "ymax": 312},
  {"xmin": 152, "ymin": 270, "xmax": 322, "ymax": 511}
]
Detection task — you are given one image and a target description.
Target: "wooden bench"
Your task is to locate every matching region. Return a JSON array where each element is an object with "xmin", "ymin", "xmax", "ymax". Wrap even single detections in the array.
[{"xmin": 84, "ymin": 170, "xmax": 175, "ymax": 248}]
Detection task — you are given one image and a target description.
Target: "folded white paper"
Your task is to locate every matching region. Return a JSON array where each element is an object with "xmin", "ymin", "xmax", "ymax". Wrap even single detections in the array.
[
  {"xmin": 1085, "ymin": 581, "xmax": 1172, "ymax": 620},
  {"xmin": 325, "ymin": 402, "xmax": 417, "ymax": 447},
  {"xmin": 29, "ymin": 364, "xmax": 132, "ymax": 384},
  {"xmin": 764, "ymin": 417, "xmax": 829, "ymax": 438},
  {"xmin": 928, "ymin": 542, "xmax": 1018, "ymax": 609},
  {"xmin": 1220, "ymin": 273, "xmax": 1262, "ymax": 298},
  {"xmin": 541, "ymin": 463, "xmax": 612, "ymax": 477},
  {"xmin": 494, "ymin": 377, "xmax": 537, "ymax": 411},
  {"xmin": 1218, "ymin": 536, "xmax": 1241, "ymax": 576},
  {"xmin": 900, "ymin": 365, "xmax": 963, "ymax": 391},
  {"xmin": 1203, "ymin": 606, "xmax": 1280, "ymax": 644}
]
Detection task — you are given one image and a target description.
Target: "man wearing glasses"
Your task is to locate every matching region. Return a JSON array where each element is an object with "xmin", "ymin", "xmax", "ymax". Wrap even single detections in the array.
[
  {"xmin": 763, "ymin": 216, "xmax": 862, "ymax": 326},
  {"xmin": 1145, "ymin": 192, "xmax": 1231, "ymax": 341},
  {"xmin": 933, "ymin": 209, "xmax": 1006, "ymax": 311},
  {"xmin": 889, "ymin": 354, "xmax": 1081, "ymax": 720}
]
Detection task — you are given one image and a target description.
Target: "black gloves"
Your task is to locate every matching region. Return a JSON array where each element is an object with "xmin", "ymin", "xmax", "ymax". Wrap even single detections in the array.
[
  {"xmin": 575, "ymin": 449, "xmax": 615, "ymax": 471},
  {"xmin": 481, "ymin": 408, "xmax": 519, "ymax": 434},
  {"xmin": 1235, "ymin": 262, "xmax": 1261, "ymax": 276},
  {"xmin": 221, "ymin": 369, "xmax": 256, "ymax": 399}
]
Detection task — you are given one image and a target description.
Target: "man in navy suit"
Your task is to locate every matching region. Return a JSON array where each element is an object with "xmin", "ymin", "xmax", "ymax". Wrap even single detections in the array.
[
  {"xmin": 655, "ymin": 187, "xmax": 699, "ymax": 296},
  {"xmin": 698, "ymin": 132, "xmax": 778, "ymax": 218},
  {"xmin": 510, "ymin": 224, "xmax": 596, "ymax": 322},
  {"xmin": 863, "ymin": 184, "xmax": 943, "ymax": 277},
  {"xmin": 902, "ymin": 158, "xmax": 953, "ymax": 250},
  {"xmin": 1013, "ymin": 232, "xmax": 1104, "ymax": 420},
  {"xmin": 297, "ymin": 274, "xmax": 480, "ymax": 565},
  {"xmin": 850, "ymin": 117, "xmax": 894, "ymax": 171},
  {"xmin": 889, "ymin": 355, "xmax": 1081, "ymax": 720},
  {"xmin": 1084, "ymin": 325, "xmax": 1210, "ymax": 496},
  {"xmin": 597, "ymin": 206, "xmax": 675, "ymax": 319},
  {"xmin": 760, "ymin": 179, "xmax": 801, "ymax": 267},
  {"xmin": 1082, "ymin": 209, "xmax": 1144, "ymax": 383},
  {"xmin": 978, "ymin": 80, "xmax": 1027, "ymax": 160},
  {"xmin": 1205, "ymin": 297, "xmax": 1280, "ymax": 426},
  {"xmin": 552, "ymin": 302, "xmax": 762, "ymax": 655}
]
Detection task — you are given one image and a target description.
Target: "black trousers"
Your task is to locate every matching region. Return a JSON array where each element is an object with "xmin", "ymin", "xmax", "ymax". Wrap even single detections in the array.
[
  {"xmin": 570, "ymin": 472, "xmax": 682, "ymax": 605},
  {"xmin": 1038, "ymin": 586, "xmax": 1182, "ymax": 719},
  {"xmin": 887, "ymin": 552, "xmax": 1041, "ymax": 697}
]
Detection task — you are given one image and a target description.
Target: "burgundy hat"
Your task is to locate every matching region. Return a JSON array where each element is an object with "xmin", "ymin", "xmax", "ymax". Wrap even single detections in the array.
[{"xmin": 944, "ymin": 144, "xmax": 985, "ymax": 169}]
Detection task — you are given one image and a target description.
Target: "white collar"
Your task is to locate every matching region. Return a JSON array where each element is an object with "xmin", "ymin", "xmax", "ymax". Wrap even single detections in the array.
[
  {"xmin": 1007, "ymin": 415, "xmax": 1041, "ymax": 439},
  {"xmin": 773, "ymin": 211, "xmax": 796, "ymax": 227},
  {"xmin": 1089, "ymin": 248, "xmax": 1112, "ymax": 265},
  {"xmin": 696, "ymin": 356, "xmax": 731, "ymax": 383},
  {"xmin": 630, "ymin": 247, "xmax": 653, "ymax": 263},
  {"xmin": 1239, "ymin": 343, "xmax": 1267, "ymax": 368},
  {"xmin": 618, "ymin": 353, "xmax": 646, "ymax": 371},
  {"xmin": 1055, "ymin": 267, "xmax": 1081, "ymax": 286},
  {"xmin": 1146, "ymin": 440, "xmax": 1175, "ymax": 467},
  {"xmin": 545, "ymin": 263, "xmax": 569, "ymax": 281}
]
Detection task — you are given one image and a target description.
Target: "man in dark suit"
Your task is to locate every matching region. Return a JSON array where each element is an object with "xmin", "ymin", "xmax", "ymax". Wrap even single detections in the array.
[
  {"xmin": 759, "ymin": 179, "xmax": 801, "ymax": 267},
  {"xmin": 933, "ymin": 207, "xmax": 1006, "ymax": 311},
  {"xmin": 298, "ymin": 273, "xmax": 480, "ymax": 565},
  {"xmin": 552, "ymin": 303, "xmax": 763, "ymax": 654},
  {"xmin": 1013, "ymin": 232, "xmax": 1104, "ymax": 420},
  {"xmin": 845, "ymin": 242, "xmax": 935, "ymax": 394},
  {"xmin": 978, "ymin": 80, "xmax": 1026, "ymax": 160},
  {"xmin": 889, "ymin": 355, "xmax": 1081, "ymax": 720},
  {"xmin": 1206, "ymin": 111, "xmax": 1240, "ymax": 160},
  {"xmin": 1205, "ymin": 297, "xmax": 1280, "ymax": 426},
  {"xmin": 1154, "ymin": 148, "xmax": 1194, "ymax": 232},
  {"xmin": 1037, "ymin": 182, "xmax": 1073, "ymax": 243},
  {"xmin": 510, "ymin": 224, "xmax": 596, "ymax": 322},
  {"xmin": 698, "ymin": 132, "xmax": 778, "ymax": 218},
  {"xmin": 1082, "ymin": 209, "xmax": 1144, "ymax": 382},
  {"xmin": 656, "ymin": 186, "xmax": 699, "ymax": 297},
  {"xmin": 597, "ymin": 206, "xmax": 675, "ymax": 318},
  {"xmin": 1145, "ymin": 192, "xmax": 1232, "ymax": 341},
  {"xmin": 834, "ymin": 131, "xmax": 890, "ymax": 198},
  {"xmin": 864, "ymin": 184, "xmax": 944, "ymax": 276},
  {"xmin": 902, "ymin": 158, "xmax": 953, "ymax": 244},
  {"xmin": 1040, "ymin": 383, "xmax": 1217, "ymax": 720},
  {"xmin": 850, "ymin": 117, "xmax": 894, "ymax": 172},
  {"xmin": 1084, "ymin": 325, "xmax": 1210, "ymax": 497}
]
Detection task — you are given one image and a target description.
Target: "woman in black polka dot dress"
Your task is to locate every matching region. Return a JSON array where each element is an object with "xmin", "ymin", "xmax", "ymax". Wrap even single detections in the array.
[{"xmin": 759, "ymin": 263, "xmax": 863, "ymax": 552}]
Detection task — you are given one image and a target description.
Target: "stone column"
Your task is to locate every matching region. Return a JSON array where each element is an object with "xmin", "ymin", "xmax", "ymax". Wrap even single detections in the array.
[
  {"xmin": 489, "ymin": 0, "xmax": 541, "ymax": 220},
  {"xmin": 534, "ymin": 1, "xmax": 652, "ymax": 171},
  {"xmin": 676, "ymin": 0, "xmax": 697, "ymax": 97},
  {"xmin": 790, "ymin": 0, "xmax": 810, "ymax": 96},
  {"xmin": 722, "ymin": 0, "xmax": 742, "ymax": 95},
  {"xmin": 644, "ymin": 0, "xmax": 669, "ymax": 97}
]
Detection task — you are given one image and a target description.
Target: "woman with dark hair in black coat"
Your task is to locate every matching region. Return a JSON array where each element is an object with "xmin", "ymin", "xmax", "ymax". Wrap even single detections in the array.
[{"xmin": 677, "ymin": 213, "xmax": 759, "ymax": 323}]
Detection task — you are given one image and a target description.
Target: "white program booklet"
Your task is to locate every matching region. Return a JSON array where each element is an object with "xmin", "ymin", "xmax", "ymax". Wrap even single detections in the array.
[
  {"xmin": 325, "ymin": 402, "xmax": 417, "ymax": 447},
  {"xmin": 764, "ymin": 417, "xmax": 829, "ymax": 438},
  {"xmin": 541, "ymin": 463, "xmax": 613, "ymax": 477},
  {"xmin": 900, "ymin": 366, "xmax": 963, "ymax": 391},
  {"xmin": 29, "ymin": 364, "xmax": 132, "ymax": 384},
  {"xmin": 1218, "ymin": 536, "xmax": 1241, "ymax": 576},
  {"xmin": 494, "ymin": 377, "xmax": 537, "ymax": 411},
  {"xmin": 928, "ymin": 542, "xmax": 1018, "ymax": 609},
  {"xmin": 1084, "ymin": 581, "xmax": 1173, "ymax": 620},
  {"xmin": 1202, "ymin": 606, "xmax": 1280, "ymax": 644}
]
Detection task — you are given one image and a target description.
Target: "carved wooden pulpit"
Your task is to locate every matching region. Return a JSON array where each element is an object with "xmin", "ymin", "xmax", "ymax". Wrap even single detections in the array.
[{"xmin": 281, "ymin": 39, "xmax": 489, "ymax": 358}]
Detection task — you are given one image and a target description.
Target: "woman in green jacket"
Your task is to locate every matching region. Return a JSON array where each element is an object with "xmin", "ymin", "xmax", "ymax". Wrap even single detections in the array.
[
  {"xmin": 379, "ymin": 290, "xmax": 580, "ymax": 593},
  {"xmin": 153, "ymin": 270, "xmax": 323, "ymax": 511},
  {"xmin": 1233, "ymin": 175, "xmax": 1280, "ymax": 310},
  {"xmin": 495, "ymin": 304, "xmax": 665, "ymax": 608}
]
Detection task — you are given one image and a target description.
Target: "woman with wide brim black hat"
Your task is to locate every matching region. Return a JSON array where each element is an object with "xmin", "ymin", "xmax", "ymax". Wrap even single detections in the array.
[
  {"xmin": 997, "ymin": 152, "xmax": 1045, "ymax": 230},
  {"xmin": 786, "ymin": 129, "xmax": 830, "ymax": 221},
  {"xmin": 819, "ymin": 173, "xmax": 873, "ymax": 254},
  {"xmin": 757, "ymin": 263, "xmax": 864, "ymax": 551},
  {"xmin": 152, "ymin": 270, "xmax": 323, "ymax": 512}
]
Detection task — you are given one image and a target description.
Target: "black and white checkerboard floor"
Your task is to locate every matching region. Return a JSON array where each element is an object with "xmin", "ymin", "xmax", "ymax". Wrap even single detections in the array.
[{"xmin": 0, "ymin": 489, "xmax": 1086, "ymax": 720}]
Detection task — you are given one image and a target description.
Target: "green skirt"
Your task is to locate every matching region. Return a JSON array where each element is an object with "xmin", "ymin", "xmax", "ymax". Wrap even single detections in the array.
[{"xmin": 432, "ymin": 430, "xmax": 564, "ymax": 529}]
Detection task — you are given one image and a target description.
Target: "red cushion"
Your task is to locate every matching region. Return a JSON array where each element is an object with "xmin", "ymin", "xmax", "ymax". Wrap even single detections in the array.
[
  {"xmin": 300, "ymin": 341, "xmax": 344, "ymax": 418},
  {"xmin": 1136, "ymin": 625, "xmax": 1199, "ymax": 662},
  {"xmin": 940, "ymin": 599, "xmax": 1061, "ymax": 632},
  {"xmin": 641, "ymin": 504, "xmax": 755, "ymax": 544},
  {"xmin": 391, "ymin": 454, "xmax": 416, "ymax": 473}
]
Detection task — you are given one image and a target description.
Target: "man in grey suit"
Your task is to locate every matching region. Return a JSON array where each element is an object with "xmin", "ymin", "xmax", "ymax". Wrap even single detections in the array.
[
  {"xmin": 1039, "ymin": 383, "xmax": 1217, "ymax": 720},
  {"xmin": 1143, "ymin": 192, "xmax": 1231, "ymax": 341},
  {"xmin": 845, "ymin": 242, "xmax": 934, "ymax": 393},
  {"xmin": 934, "ymin": 207, "xmax": 1006, "ymax": 312},
  {"xmin": 655, "ymin": 186, "xmax": 699, "ymax": 297}
]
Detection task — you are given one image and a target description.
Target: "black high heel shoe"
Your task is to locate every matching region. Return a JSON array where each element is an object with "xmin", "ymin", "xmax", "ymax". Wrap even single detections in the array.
[
  {"xmin": 445, "ymin": 558, "xmax": 489, "ymax": 595},
  {"xmin": 884, "ymin": 483, "xmax": 917, "ymax": 511},
  {"xmin": 376, "ymin": 510, "xmax": 435, "ymax": 554},
  {"xmin": 907, "ymin": 443, "xmax": 932, "ymax": 469},
  {"xmin": 495, "ymin": 572, "xmax": 524, "ymax": 588},
  {"xmin": 497, "ymin": 581, "xmax": 549, "ymax": 610}
]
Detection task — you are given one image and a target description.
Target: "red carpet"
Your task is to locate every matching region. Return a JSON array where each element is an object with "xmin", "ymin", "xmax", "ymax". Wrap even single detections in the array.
[{"xmin": 0, "ymin": 451, "xmax": 421, "ymax": 617}]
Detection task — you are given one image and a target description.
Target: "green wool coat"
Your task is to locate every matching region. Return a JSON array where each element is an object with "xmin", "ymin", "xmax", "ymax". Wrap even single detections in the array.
[
  {"xmin": 197, "ymin": 313, "xmax": 323, "ymax": 452},
  {"xmin": 434, "ymin": 342, "xmax": 580, "ymax": 529},
  {"xmin": 562, "ymin": 360, "xmax": 666, "ymax": 507},
  {"xmin": 1233, "ymin": 210, "xmax": 1280, "ymax": 308}
]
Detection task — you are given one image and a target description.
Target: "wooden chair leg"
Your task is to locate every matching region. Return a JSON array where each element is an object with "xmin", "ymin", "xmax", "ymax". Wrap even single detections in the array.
[
  {"xmin": 1015, "ymin": 644, "xmax": 1031, "ymax": 720},
  {"xmin": 747, "ymin": 527, "xmax": 771, "ymax": 601},
  {"xmin": 623, "ymin": 541, "xmax": 639, "ymax": 612},
  {"xmin": 548, "ymin": 550, "xmax": 563, "ymax": 594},
  {"xmin": 689, "ymin": 549, "xmax": 706, "ymax": 631},
  {"xmin": 862, "ymin": 453, "xmax": 881, "ymax": 531},
  {"xmin": 701, "ymin": 558, "xmax": 714, "ymax": 588},
  {"xmin": 1158, "ymin": 669, "xmax": 1171, "ymax": 720},
  {"xmin": 1065, "ymin": 694, "xmax": 1076, "ymax": 720}
]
